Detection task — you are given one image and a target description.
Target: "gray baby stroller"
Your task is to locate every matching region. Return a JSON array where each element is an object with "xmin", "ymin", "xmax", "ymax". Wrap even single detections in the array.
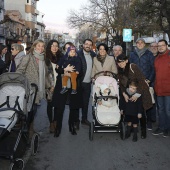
[
  {"xmin": 89, "ymin": 71, "xmax": 125, "ymax": 141},
  {"xmin": 0, "ymin": 72, "xmax": 39, "ymax": 170}
]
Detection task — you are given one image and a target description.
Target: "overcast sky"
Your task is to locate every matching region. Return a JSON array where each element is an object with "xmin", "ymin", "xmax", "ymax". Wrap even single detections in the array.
[{"xmin": 37, "ymin": 0, "xmax": 87, "ymax": 34}]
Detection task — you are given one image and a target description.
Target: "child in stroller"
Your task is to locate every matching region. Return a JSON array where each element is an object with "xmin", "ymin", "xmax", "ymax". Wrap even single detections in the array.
[
  {"xmin": 89, "ymin": 71, "xmax": 125, "ymax": 141},
  {"xmin": 0, "ymin": 72, "xmax": 39, "ymax": 170}
]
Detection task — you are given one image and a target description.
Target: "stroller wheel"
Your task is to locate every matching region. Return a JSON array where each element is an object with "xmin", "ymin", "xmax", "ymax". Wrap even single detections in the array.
[
  {"xmin": 31, "ymin": 133, "xmax": 39, "ymax": 156},
  {"xmin": 9, "ymin": 158, "xmax": 24, "ymax": 170},
  {"xmin": 89, "ymin": 122, "xmax": 94, "ymax": 141},
  {"xmin": 120, "ymin": 122, "xmax": 125, "ymax": 140}
]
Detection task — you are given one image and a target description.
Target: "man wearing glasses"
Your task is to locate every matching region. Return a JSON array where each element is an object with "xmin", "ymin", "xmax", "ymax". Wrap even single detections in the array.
[
  {"xmin": 149, "ymin": 42, "xmax": 158, "ymax": 57},
  {"xmin": 77, "ymin": 39, "xmax": 96, "ymax": 126},
  {"xmin": 152, "ymin": 39, "xmax": 170, "ymax": 137}
]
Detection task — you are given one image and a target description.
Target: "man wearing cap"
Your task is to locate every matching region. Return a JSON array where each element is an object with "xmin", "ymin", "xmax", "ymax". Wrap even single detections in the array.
[{"xmin": 130, "ymin": 38, "xmax": 155, "ymax": 139}]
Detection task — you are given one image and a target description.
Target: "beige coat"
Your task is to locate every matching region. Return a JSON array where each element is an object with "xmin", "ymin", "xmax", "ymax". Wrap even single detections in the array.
[
  {"xmin": 16, "ymin": 54, "xmax": 44, "ymax": 104},
  {"xmin": 91, "ymin": 55, "xmax": 117, "ymax": 78}
]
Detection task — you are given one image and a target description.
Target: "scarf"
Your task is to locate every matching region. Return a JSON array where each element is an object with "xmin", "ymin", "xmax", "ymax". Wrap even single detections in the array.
[
  {"xmin": 97, "ymin": 54, "xmax": 106, "ymax": 66},
  {"xmin": 126, "ymin": 88, "xmax": 136, "ymax": 96},
  {"xmin": 135, "ymin": 47, "xmax": 147, "ymax": 58},
  {"xmin": 33, "ymin": 50, "xmax": 45, "ymax": 99},
  {"xmin": 10, "ymin": 55, "xmax": 16, "ymax": 72}
]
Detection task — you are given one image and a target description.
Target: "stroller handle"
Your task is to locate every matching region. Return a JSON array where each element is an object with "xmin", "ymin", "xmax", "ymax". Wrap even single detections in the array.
[{"xmin": 92, "ymin": 71, "xmax": 117, "ymax": 80}]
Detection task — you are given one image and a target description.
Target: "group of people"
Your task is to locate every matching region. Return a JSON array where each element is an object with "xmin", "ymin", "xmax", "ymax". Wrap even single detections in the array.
[{"xmin": 0, "ymin": 37, "xmax": 169, "ymax": 142}]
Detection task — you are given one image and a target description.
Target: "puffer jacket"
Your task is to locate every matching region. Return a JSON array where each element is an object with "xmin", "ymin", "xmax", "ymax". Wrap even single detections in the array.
[{"xmin": 130, "ymin": 49, "xmax": 155, "ymax": 84}]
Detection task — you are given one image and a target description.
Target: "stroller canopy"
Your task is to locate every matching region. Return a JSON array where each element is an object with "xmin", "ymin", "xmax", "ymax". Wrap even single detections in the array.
[{"xmin": 0, "ymin": 72, "xmax": 30, "ymax": 98}]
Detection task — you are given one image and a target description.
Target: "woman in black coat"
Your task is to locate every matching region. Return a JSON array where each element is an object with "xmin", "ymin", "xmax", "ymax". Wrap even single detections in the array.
[{"xmin": 52, "ymin": 46, "xmax": 82, "ymax": 137}]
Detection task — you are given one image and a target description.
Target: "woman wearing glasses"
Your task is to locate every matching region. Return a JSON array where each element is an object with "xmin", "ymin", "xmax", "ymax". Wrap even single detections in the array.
[{"xmin": 9, "ymin": 44, "xmax": 25, "ymax": 72}]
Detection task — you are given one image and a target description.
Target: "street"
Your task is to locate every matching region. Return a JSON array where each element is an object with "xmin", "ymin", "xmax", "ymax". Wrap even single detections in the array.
[{"xmin": 1, "ymin": 99, "xmax": 170, "ymax": 170}]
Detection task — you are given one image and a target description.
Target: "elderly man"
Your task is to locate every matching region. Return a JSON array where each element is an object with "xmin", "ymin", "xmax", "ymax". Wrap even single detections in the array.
[
  {"xmin": 152, "ymin": 39, "xmax": 170, "ymax": 137},
  {"xmin": 130, "ymin": 38, "xmax": 155, "ymax": 139},
  {"xmin": 113, "ymin": 45, "xmax": 123, "ymax": 60},
  {"xmin": 149, "ymin": 42, "xmax": 158, "ymax": 57}
]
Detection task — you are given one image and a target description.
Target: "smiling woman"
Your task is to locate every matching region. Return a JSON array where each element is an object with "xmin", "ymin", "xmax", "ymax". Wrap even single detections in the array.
[{"xmin": 91, "ymin": 43, "xmax": 117, "ymax": 78}]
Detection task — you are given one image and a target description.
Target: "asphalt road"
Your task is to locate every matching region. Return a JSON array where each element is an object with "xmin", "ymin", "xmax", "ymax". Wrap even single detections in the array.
[{"xmin": 1, "ymin": 99, "xmax": 170, "ymax": 170}]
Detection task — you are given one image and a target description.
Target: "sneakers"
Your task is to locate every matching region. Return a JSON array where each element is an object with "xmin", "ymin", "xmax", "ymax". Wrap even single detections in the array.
[
  {"xmin": 147, "ymin": 122, "xmax": 152, "ymax": 131},
  {"xmin": 71, "ymin": 89, "xmax": 77, "ymax": 94},
  {"xmin": 81, "ymin": 119, "xmax": 90, "ymax": 126},
  {"xmin": 152, "ymin": 128, "xmax": 163, "ymax": 135},
  {"xmin": 60, "ymin": 87, "xmax": 68, "ymax": 94},
  {"xmin": 163, "ymin": 130, "xmax": 169, "ymax": 138}
]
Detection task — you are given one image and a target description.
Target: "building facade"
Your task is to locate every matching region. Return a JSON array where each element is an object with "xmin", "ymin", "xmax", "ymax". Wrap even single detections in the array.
[
  {"xmin": 5, "ymin": 0, "xmax": 41, "ymax": 44},
  {"xmin": 0, "ymin": 0, "xmax": 6, "ymax": 44}
]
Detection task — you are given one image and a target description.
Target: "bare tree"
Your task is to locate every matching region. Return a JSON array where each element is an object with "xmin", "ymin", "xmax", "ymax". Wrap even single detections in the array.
[
  {"xmin": 67, "ymin": 0, "xmax": 131, "ymax": 45},
  {"xmin": 130, "ymin": 0, "xmax": 170, "ymax": 38}
]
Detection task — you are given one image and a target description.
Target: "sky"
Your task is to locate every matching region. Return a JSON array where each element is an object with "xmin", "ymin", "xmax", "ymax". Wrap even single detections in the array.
[{"xmin": 37, "ymin": 0, "xmax": 87, "ymax": 35}]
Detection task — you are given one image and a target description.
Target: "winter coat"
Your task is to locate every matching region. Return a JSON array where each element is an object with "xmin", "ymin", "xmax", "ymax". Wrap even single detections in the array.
[
  {"xmin": 118, "ymin": 63, "xmax": 152, "ymax": 111},
  {"xmin": 16, "ymin": 54, "xmax": 46, "ymax": 104},
  {"xmin": 62, "ymin": 55, "xmax": 81, "ymax": 72},
  {"xmin": 91, "ymin": 55, "xmax": 117, "ymax": 78},
  {"xmin": 120, "ymin": 91, "xmax": 143, "ymax": 116},
  {"xmin": 154, "ymin": 50, "xmax": 170, "ymax": 96},
  {"xmin": 77, "ymin": 49, "xmax": 96, "ymax": 82},
  {"xmin": 130, "ymin": 49, "xmax": 155, "ymax": 84},
  {"xmin": 52, "ymin": 55, "xmax": 82, "ymax": 109},
  {"xmin": 9, "ymin": 51, "xmax": 25, "ymax": 72}
]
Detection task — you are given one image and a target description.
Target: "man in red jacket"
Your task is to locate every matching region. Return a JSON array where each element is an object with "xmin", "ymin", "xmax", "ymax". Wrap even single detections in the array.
[{"xmin": 152, "ymin": 39, "xmax": 170, "ymax": 137}]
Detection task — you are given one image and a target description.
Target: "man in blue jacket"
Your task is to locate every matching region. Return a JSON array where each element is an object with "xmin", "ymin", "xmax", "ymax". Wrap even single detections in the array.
[{"xmin": 130, "ymin": 38, "xmax": 155, "ymax": 139}]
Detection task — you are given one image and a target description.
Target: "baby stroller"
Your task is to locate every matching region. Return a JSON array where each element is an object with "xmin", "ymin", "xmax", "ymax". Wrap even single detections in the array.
[
  {"xmin": 89, "ymin": 71, "xmax": 125, "ymax": 141},
  {"xmin": 0, "ymin": 72, "xmax": 39, "ymax": 170}
]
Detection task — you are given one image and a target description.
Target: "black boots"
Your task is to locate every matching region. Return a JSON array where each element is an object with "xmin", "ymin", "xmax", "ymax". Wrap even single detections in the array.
[
  {"xmin": 141, "ymin": 128, "xmax": 146, "ymax": 139},
  {"xmin": 125, "ymin": 126, "xmax": 131, "ymax": 139},
  {"xmin": 132, "ymin": 127, "xmax": 138, "ymax": 142},
  {"xmin": 53, "ymin": 121, "xmax": 61, "ymax": 137},
  {"xmin": 69, "ymin": 121, "xmax": 77, "ymax": 135}
]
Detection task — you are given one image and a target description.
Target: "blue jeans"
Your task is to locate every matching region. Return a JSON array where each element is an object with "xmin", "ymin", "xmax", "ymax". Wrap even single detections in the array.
[{"xmin": 157, "ymin": 96, "xmax": 170, "ymax": 130}]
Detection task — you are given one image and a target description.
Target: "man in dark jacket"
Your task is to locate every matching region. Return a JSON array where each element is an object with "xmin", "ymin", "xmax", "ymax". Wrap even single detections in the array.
[
  {"xmin": 77, "ymin": 39, "xmax": 96, "ymax": 126},
  {"xmin": 130, "ymin": 38, "xmax": 155, "ymax": 139}
]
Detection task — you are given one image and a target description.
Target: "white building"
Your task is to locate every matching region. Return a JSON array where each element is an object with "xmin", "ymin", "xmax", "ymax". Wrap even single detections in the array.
[{"xmin": 0, "ymin": 0, "xmax": 5, "ymax": 44}]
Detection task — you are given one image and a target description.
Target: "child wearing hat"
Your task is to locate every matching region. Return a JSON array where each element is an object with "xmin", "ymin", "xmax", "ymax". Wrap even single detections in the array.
[
  {"xmin": 60, "ymin": 46, "xmax": 81, "ymax": 94},
  {"xmin": 97, "ymin": 84, "xmax": 113, "ymax": 107}
]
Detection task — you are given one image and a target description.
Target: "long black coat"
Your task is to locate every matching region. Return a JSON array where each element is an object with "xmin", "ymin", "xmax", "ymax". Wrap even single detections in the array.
[{"xmin": 52, "ymin": 56, "xmax": 82, "ymax": 109}]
